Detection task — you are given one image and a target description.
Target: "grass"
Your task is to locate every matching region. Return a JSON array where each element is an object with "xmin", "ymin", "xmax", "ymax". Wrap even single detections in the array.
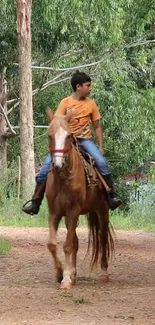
[
  {"xmin": 0, "ymin": 198, "xmax": 88, "ymax": 228},
  {"xmin": 0, "ymin": 210, "xmax": 155, "ymax": 233},
  {"xmin": 0, "ymin": 193, "xmax": 155, "ymax": 232},
  {"xmin": 111, "ymin": 203, "xmax": 155, "ymax": 232},
  {"xmin": 0, "ymin": 238, "xmax": 12, "ymax": 254},
  {"xmin": 0, "ymin": 167, "xmax": 155, "ymax": 231},
  {"xmin": 60, "ymin": 291, "xmax": 89, "ymax": 305},
  {"xmin": 72, "ymin": 297, "xmax": 89, "ymax": 304},
  {"xmin": 0, "ymin": 197, "xmax": 48, "ymax": 227}
]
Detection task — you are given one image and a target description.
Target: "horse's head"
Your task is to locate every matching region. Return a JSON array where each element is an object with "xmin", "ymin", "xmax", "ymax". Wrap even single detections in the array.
[{"xmin": 47, "ymin": 109, "xmax": 72, "ymax": 168}]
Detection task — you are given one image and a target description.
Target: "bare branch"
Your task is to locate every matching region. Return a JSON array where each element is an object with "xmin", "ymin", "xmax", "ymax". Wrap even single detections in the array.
[
  {"xmin": 13, "ymin": 39, "xmax": 155, "ymax": 72},
  {"xmin": 9, "ymin": 38, "xmax": 155, "ymax": 114},
  {"xmin": 125, "ymin": 39, "xmax": 155, "ymax": 49},
  {"xmin": 7, "ymin": 98, "xmax": 18, "ymax": 105},
  {"xmin": 35, "ymin": 70, "xmax": 69, "ymax": 89},
  {"xmin": 30, "ymin": 49, "xmax": 82, "ymax": 67},
  {"xmin": 7, "ymin": 101, "xmax": 20, "ymax": 115},
  {"xmin": 13, "ymin": 60, "xmax": 103, "ymax": 72},
  {"xmin": 13, "ymin": 125, "xmax": 48, "ymax": 129},
  {"xmin": 32, "ymin": 76, "xmax": 70, "ymax": 95},
  {"xmin": 8, "ymin": 75, "xmax": 70, "ymax": 115},
  {"xmin": 0, "ymin": 103, "xmax": 16, "ymax": 135}
]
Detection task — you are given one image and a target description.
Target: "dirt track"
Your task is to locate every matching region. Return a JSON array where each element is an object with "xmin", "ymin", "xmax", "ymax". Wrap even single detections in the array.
[{"xmin": 0, "ymin": 227, "xmax": 155, "ymax": 325}]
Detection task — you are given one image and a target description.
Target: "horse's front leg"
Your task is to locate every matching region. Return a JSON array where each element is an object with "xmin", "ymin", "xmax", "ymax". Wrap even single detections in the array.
[
  {"xmin": 47, "ymin": 214, "xmax": 63, "ymax": 283},
  {"xmin": 71, "ymin": 231, "xmax": 79, "ymax": 285},
  {"xmin": 60, "ymin": 211, "xmax": 79, "ymax": 289}
]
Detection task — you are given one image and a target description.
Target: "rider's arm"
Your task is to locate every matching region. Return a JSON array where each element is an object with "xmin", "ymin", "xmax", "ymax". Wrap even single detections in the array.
[
  {"xmin": 92, "ymin": 119, "xmax": 104, "ymax": 155},
  {"xmin": 91, "ymin": 101, "xmax": 103, "ymax": 154}
]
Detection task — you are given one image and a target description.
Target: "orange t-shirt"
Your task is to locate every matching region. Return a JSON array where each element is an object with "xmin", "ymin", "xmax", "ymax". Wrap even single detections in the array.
[{"xmin": 55, "ymin": 96, "xmax": 101, "ymax": 138}]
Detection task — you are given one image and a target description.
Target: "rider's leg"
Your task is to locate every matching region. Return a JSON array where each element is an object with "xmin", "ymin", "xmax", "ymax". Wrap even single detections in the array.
[
  {"xmin": 78, "ymin": 138, "xmax": 121, "ymax": 210},
  {"xmin": 22, "ymin": 153, "xmax": 52, "ymax": 215}
]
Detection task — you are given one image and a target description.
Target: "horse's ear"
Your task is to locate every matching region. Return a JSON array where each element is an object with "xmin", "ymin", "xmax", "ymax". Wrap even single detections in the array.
[
  {"xmin": 46, "ymin": 107, "xmax": 54, "ymax": 122},
  {"xmin": 65, "ymin": 111, "xmax": 73, "ymax": 123}
]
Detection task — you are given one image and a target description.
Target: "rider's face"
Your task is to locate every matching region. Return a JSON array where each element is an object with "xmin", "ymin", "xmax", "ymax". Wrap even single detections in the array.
[{"xmin": 76, "ymin": 82, "xmax": 92, "ymax": 98}]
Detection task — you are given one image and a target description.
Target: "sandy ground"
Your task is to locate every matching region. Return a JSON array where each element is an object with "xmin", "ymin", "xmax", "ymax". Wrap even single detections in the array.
[{"xmin": 0, "ymin": 226, "xmax": 155, "ymax": 325}]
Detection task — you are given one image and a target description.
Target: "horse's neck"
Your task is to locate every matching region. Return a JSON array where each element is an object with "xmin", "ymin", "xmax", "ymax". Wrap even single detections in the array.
[
  {"xmin": 68, "ymin": 146, "xmax": 81, "ymax": 176},
  {"xmin": 53, "ymin": 146, "xmax": 81, "ymax": 184}
]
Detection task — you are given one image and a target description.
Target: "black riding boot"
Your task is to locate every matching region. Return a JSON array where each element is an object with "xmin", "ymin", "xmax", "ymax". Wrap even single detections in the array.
[
  {"xmin": 22, "ymin": 180, "xmax": 46, "ymax": 215},
  {"xmin": 103, "ymin": 174, "xmax": 121, "ymax": 210}
]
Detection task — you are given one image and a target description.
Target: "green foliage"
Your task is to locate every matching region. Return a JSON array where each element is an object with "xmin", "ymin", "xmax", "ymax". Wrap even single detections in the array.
[
  {"xmin": 0, "ymin": 161, "xmax": 19, "ymax": 204},
  {"xmin": 32, "ymin": 0, "xmax": 124, "ymax": 57},
  {"xmin": 92, "ymin": 65, "xmax": 155, "ymax": 177},
  {"xmin": 0, "ymin": 0, "xmax": 17, "ymax": 72},
  {"xmin": 123, "ymin": 0, "xmax": 155, "ymax": 39},
  {"xmin": 1, "ymin": 0, "xmax": 155, "ymax": 213}
]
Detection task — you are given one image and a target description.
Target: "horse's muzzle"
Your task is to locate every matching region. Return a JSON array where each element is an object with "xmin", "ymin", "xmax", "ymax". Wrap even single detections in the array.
[{"xmin": 52, "ymin": 154, "xmax": 68, "ymax": 169}]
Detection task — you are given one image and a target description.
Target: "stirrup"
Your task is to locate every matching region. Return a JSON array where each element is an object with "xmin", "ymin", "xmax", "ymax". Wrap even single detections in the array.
[{"xmin": 22, "ymin": 199, "xmax": 33, "ymax": 208}]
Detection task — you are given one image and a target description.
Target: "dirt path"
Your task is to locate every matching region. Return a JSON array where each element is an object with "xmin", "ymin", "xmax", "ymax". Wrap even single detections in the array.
[{"xmin": 0, "ymin": 227, "xmax": 155, "ymax": 325}]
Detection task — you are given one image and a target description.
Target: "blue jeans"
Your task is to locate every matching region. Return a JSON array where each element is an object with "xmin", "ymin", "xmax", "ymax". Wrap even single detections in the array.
[
  {"xmin": 37, "ymin": 153, "xmax": 53, "ymax": 184},
  {"xmin": 37, "ymin": 138, "xmax": 110, "ymax": 184},
  {"xmin": 78, "ymin": 138, "xmax": 110, "ymax": 175}
]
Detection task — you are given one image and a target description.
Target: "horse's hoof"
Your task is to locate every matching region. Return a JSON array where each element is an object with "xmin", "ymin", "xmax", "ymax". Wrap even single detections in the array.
[
  {"xmin": 60, "ymin": 281, "xmax": 72, "ymax": 290},
  {"xmin": 98, "ymin": 274, "xmax": 109, "ymax": 282}
]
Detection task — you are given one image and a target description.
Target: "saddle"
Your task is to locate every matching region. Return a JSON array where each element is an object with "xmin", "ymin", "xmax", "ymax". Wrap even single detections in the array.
[{"xmin": 73, "ymin": 139, "xmax": 110, "ymax": 191}]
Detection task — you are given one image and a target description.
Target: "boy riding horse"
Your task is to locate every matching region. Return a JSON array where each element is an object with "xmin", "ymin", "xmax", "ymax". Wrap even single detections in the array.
[{"xmin": 23, "ymin": 71, "xmax": 121, "ymax": 215}]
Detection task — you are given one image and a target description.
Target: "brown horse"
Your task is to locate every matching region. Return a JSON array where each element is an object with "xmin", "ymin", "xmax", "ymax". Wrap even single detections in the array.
[{"xmin": 46, "ymin": 110, "xmax": 114, "ymax": 289}]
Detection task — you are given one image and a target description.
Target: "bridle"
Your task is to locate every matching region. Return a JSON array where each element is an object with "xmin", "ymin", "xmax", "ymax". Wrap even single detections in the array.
[
  {"xmin": 48, "ymin": 146, "xmax": 72, "ymax": 177},
  {"xmin": 49, "ymin": 146, "xmax": 71, "ymax": 154}
]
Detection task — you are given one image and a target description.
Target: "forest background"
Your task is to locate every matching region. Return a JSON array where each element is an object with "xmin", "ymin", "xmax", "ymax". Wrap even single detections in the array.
[{"xmin": 0, "ymin": 0, "xmax": 155, "ymax": 229}]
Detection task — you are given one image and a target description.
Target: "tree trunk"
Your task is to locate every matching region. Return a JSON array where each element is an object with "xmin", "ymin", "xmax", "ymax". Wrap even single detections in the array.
[
  {"xmin": 0, "ymin": 72, "xmax": 7, "ymax": 180},
  {"xmin": 17, "ymin": 0, "xmax": 35, "ymax": 199}
]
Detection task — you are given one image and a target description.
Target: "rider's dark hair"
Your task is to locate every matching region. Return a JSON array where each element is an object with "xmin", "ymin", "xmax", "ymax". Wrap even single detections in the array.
[{"xmin": 71, "ymin": 70, "xmax": 91, "ymax": 91}]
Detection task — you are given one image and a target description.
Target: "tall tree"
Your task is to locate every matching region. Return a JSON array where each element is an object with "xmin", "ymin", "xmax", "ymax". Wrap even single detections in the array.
[
  {"xmin": 17, "ymin": 0, "xmax": 35, "ymax": 198},
  {"xmin": 0, "ymin": 1, "xmax": 16, "ymax": 179},
  {"xmin": 0, "ymin": 71, "xmax": 7, "ymax": 178}
]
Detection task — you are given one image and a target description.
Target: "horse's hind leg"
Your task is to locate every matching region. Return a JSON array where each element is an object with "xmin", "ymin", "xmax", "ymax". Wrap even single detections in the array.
[
  {"xmin": 97, "ymin": 203, "xmax": 113, "ymax": 282},
  {"xmin": 98, "ymin": 221, "xmax": 110, "ymax": 282},
  {"xmin": 47, "ymin": 214, "xmax": 63, "ymax": 283},
  {"xmin": 60, "ymin": 212, "xmax": 79, "ymax": 289}
]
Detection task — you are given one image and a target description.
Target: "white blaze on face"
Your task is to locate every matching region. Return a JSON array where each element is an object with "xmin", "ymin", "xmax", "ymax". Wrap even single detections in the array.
[{"xmin": 54, "ymin": 126, "xmax": 68, "ymax": 168}]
